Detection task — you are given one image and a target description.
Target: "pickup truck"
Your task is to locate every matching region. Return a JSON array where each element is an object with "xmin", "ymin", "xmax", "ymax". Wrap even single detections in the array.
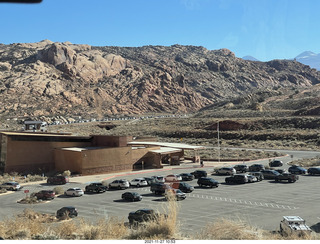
[
  {"xmin": 275, "ymin": 173, "xmax": 299, "ymax": 183},
  {"xmin": 85, "ymin": 183, "xmax": 108, "ymax": 193}
]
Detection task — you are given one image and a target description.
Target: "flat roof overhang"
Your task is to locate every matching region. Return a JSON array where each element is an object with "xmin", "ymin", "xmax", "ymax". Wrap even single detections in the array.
[
  {"xmin": 149, "ymin": 147, "xmax": 182, "ymax": 155},
  {"xmin": 127, "ymin": 141, "xmax": 205, "ymax": 150}
]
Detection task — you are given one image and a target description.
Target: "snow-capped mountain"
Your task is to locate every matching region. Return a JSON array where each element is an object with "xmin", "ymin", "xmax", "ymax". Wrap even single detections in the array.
[{"xmin": 295, "ymin": 51, "xmax": 320, "ymax": 70}]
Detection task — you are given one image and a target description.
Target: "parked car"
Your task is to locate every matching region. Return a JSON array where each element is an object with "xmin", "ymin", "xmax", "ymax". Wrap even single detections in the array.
[
  {"xmin": 246, "ymin": 174, "xmax": 258, "ymax": 183},
  {"xmin": 128, "ymin": 209, "xmax": 166, "ymax": 224},
  {"xmin": 56, "ymin": 206, "xmax": 78, "ymax": 219},
  {"xmin": 190, "ymin": 170, "xmax": 207, "ymax": 179},
  {"xmin": 249, "ymin": 164, "xmax": 265, "ymax": 172},
  {"xmin": 197, "ymin": 177, "xmax": 219, "ymax": 188},
  {"xmin": 151, "ymin": 176, "xmax": 165, "ymax": 183},
  {"xmin": 307, "ymin": 167, "xmax": 320, "ymax": 175},
  {"xmin": 165, "ymin": 188, "xmax": 186, "ymax": 201},
  {"xmin": 150, "ymin": 182, "xmax": 170, "ymax": 195},
  {"xmin": 248, "ymin": 172, "xmax": 264, "ymax": 181},
  {"xmin": 225, "ymin": 174, "xmax": 248, "ymax": 184},
  {"xmin": 47, "ymin": 175, "xmax": 69, "ymax": 185},
  {"xmin": 275, "ymin": 173, "xmax": 299, "ymax": 183},
  {"xmin": 165, "ymin": 174, "xmax": 182, "ymax": 182},
  {"xmin": 170, "ymin": 182, "xmax": 194, "ymax": 193},
  {"xmin": 215, "ymin": 167, "xmax": 236, "ymax": 175},
  {"xmin": 142, "ymin": 177, "xmax": 154, "ymax": 185},
  {"xmin": 0, "ymin": 182, "xmax": 21, "ymax": 191},
  {"xmin": 121, "ymin": 192, "xmax": 142, "ymax": 201},
  {"xmin": 288, "ymin": 165, "xmax": 307, "ymax": 175},
  {"xmin": 178, "ymin": 173, "xmax": 194, "ymax": 181},
  {"xmin": 109, "ymin": 179, "xmax": 130, "ymax": 189},
  {"xmin": 35, "ymin": 190, "xmax": 55, "ymax": 200},
  {"xmin": 65, "ymin": 187, "xmax": 84, "ymax": 197},
  {"xmin": 85, "ymin": 182, "xmax": 108, "ymax": 193},
  {"xmin": 261, "ymin": 169, "xmax": 281, "ymax": 179},
  {"xmin": 233, "ymin": 164, "xmax": 249, "ymax": 173},
  {"xmin": 269, "ymin": 160, "xmax": 284, "ymax": 167},
  {"xmin": 280, "ymin": 216, "xmax": 312, "ymax": 237},
  {"xmin": 274, "ymin": 169, "xmax": 288, "ymax": 174},
  {"xmin": 130, "ymin": 178, "xmax": 148, "ymax": 187}
]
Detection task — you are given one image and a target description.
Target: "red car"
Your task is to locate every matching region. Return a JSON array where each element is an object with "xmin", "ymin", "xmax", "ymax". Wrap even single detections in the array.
[
  {"xmin": 35, "ymin": 190, "xmax": 55, "ymax": 200},
  {"xmin": 47, "ymin": 175, "xmax": 69, "ymax": 185}
]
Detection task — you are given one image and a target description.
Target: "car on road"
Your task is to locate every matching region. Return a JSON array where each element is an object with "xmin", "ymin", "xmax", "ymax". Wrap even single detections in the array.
[
  {"xmin": 269, "ymin": 160, "xmax": 284, "ymax": 167},
  {"xmin": 165, "ymin": 188, "xmax": 186, "ymax": 201},
  {"xmin": 165, "ymin": 174, "xmax": 182, "ymax": 182},
  {"xmin": 128, "ymin": 209, "xmax": 166, "ymax": 224},
  {"xmin": 233, "ymin": 164, "xmax": 249, "ymax": 173},
  {"xmin": 0, "ymin": 182, "xmax": 21, "ymax": 191},
  {"xmin": 130, "ymin": 178, "xmax": 148, "ymax": 187},
  {"xmin": 248, "ymin": 164, "xmax": 265, "ymax": 172},
  {"xmin": 288, "ymin": 165, "xmax": 307, "ymax": 175},
  {"xmin": 85, "ymin": 182, "xmax": 108, "ymax": 193},
  {"xmin": 56, "ymin": 206, "xmax": 78, "ymax": 219},
  {"xmin": 121, "ymin": 192, "xmax": 142, "ymax": 201},
  {"xmin": 197, "ymin": 177, "xmax": 219, "ymax": 188},
  {"xmin": 178, "ymin": 173, "xmax": 194, "ymax": 181},
  {"xmin": 214, "ymin": 167, "xmax": 236, "ymax": 175},
  {"xmin": 108, "ymin": 179, "xmax": 130, "ymax": 189},
  {"xmin": 225, "ymin": 174, "xmax": 248, "ymax": 184},
  {"xmin": 47, "ymin": 175, "xmax": 69, "ymax": 185},
  {"xmin": 307, "ymin": 167, "xmax": 320, "ymax": 175},
  {"xmin": 170, "ymin": 182, "xmax": 194, "ymax": 193},
  {"xmin": 64, "ymin": 187, "xmax": 84, "ymax": 197},
  {"xmin": 275, "ymin": 173, "xmax": 299, "ymax": 183},
  {"xmin": 190, "ymin": 170, "xmax": 207, "ymax": 179},
  {"xmin": 261, "ymin": 169, "xmax": 281, "ymax": 179},
  {"xmin": 151, "ymin": 176, "xmax": 165, "ymax": 183},
  {"xmin": 150, "ymin": 182, "xmax": 170, "ymax": 195},
  {"xmin": 248, "ymin": 172, "xmax": 264, "ymax": 181},
  {"xmin": 35, "ymin": 190, "xmax": 55, "ymax": 200}
]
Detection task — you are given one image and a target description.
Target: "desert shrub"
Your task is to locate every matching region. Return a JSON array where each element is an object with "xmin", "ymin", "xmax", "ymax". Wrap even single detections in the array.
[
  {"xmin": 53, "ymin": 187, "xmax": 64, "ymax": 195},
  {"xmin": 62, "ymin": 170, "xmax": 71, "ymax": 177}
]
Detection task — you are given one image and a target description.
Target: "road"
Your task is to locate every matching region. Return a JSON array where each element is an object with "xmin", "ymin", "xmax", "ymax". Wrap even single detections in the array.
[{"xmin": 1, "ymin": 148, "xmax": 320, "ymax": 236}]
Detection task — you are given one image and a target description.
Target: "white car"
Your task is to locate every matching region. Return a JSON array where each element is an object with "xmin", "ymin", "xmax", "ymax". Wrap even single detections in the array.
[
  {"xmin": 64, "ymin": 187, "xmax": 84, "ymax": 197},
  {"xmin": 165, "ymin": 174, "xmax": 182, "ymax": 182},
  {"xmin": 215, "ymin": 167, "xmax": 236, "ymax": 175},
  {"xmin": 130, "ymin": 178, "xmax": 148, "ymax": 187},
  {"xmin": 151, "ymin": 176, "xmax": 165, "ymax": 183}
]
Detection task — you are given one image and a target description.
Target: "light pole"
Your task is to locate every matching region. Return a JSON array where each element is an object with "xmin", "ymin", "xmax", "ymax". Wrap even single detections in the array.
[{"xmin": 217, "ymin": 121, "xmax": 220, "ymax": 163}]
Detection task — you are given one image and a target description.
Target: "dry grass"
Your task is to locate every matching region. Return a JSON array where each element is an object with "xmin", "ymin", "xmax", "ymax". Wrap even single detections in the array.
[{"xmin": 289, "ymin": 156, "xmax": 320, "ymax": 168}]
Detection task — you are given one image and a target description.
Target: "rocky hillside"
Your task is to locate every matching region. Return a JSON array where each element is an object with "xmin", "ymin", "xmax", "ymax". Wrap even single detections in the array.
[{"xmin": 1, "ymin": 40, "xmax": 320, "ymax": 119}]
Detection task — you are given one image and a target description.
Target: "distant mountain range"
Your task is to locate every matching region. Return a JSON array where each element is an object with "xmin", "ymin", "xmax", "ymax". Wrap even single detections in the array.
[{"xmin": 242, "ymin": 51, "xmax": 320, "ymax": 70}]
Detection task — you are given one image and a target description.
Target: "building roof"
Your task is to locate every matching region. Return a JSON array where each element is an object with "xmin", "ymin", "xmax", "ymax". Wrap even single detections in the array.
[
  {"xmin": 149, "ymin": 147, "xmax": 182, "ymax": 154},
  {"xmin": 59, "ymin": 147, "xmax": 105, "ymax": 152},
  {"xmin": 127, "ymin": 141, "xmax": 205, "ymax": 150}
]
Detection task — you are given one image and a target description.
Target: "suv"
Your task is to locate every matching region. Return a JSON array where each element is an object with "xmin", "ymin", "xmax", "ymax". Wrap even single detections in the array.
[
  {"xmin": 249, "ymin": 164, "xmax": 265, "ymax": 172},
  {"xmin": 225, "ymin": 174, "xmax": 248, "ymax": 184},
  {"xmin": 178, "ymin": 173, "xmax": 194, "ymax": 181},
  {"xmin": 280, "ymin": 216, "xmax": 312, "ymax": 237},
  {"xmin": 214, "ymin": 167, "xmax": 236, "ymax": 175},
  {"xmin": 151, "ymin": 176, "xmax": 165, "ymax": 183},
  {"xmin": 128, "ymin": 209, "xmax": 166, "ymax": 224},
  {"xmin": 165, "ymin": 188, "xmax": 186, "ymax": 201},
  {"xmin": 165, "ymin": 174, "xmax": 182, "ymax": 182},
  {"xmin": 35, "ymin": 190, "xmax": 55, "ymax": 200},
  {"xmin": 190, "ymin": 170, "xmax": 207, "ymax": 179},
  {"xmin": 261, "ymin": 169, "xmax": 281, "ymax": 179},
  {"xmin": 288, "ymin": 165, "xmax": 307, "ymax": 175},
  {"xmin": 170, "ymin": 182, "xmax": 194, "ymax": 193},
  {"xmin": 150, "ymin": 182, "xmax": 170, "ymax": 195},
  {"xmin": 0, "ymin": 182, "xmax": 21, "ymax": 191},
  {"xmin": 47, "ymin": 175, "xmax": 69, "ymax": 185},
  {"xmin": 130, "ymin": 178, "xmax": 148, "ymax": 187},
  {"xmin": 307, "ymin": 167, "xmax": 320, "ymax": 175},
  {"xmin": 233, "ymin": 164, "xmax": 249, "ymax": 173},
  {"xmin": 197, "ymin": 177, "xmax": 219, "ymax": 188},
  {"xmin": 248, "ymin": 172, "xmax": 264, "ymax": 181},
  {"xmin": 108, "ymin": 179, "xmax": 130, "ymax": 189},
  {"xmin": 122, "ymin": 192, "xmax": 142, "ymax": 201},
  {"xmin": 269, "ymin": 160, "xmax": 283, "ymax": 167},
  {"xmin": 56, "ymin": 206, "xmax": 78, "ymax": 219},
  {"xmin": 85, "ymin": 182, "xmax": 108, "ymax": 193},
  {"xmin": 275, "ymin": 173, "xmax": 299, "ymax": 183}
]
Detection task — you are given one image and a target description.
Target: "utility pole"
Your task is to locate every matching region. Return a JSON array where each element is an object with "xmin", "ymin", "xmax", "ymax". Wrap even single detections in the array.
[{"xmin": 217, "ymin": 121, "xmax": 220, "ymax": 163}]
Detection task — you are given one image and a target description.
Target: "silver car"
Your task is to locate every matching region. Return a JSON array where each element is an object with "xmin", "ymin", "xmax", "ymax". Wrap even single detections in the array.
[
  {"xmin": 215, "ymin": 167, "xmax": 236, "ymax": 175},
  {"xmin": 109, "ymin": 179, "xmax": 130, "ymax": 189},
  {"xmin": 0, "ymin": 182, "xmax": 21, "ymax": 191}
]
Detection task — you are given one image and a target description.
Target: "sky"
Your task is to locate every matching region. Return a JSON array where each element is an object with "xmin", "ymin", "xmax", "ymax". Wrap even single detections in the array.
[{"xmin": 0, "ymin": 0, "xmax": 319, "ymax": 61}]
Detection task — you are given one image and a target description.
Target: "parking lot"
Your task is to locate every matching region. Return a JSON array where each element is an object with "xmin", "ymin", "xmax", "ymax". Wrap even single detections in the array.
[{"xmin": 1, "ymin": 151, "xmax": 320, "ymax": 235}]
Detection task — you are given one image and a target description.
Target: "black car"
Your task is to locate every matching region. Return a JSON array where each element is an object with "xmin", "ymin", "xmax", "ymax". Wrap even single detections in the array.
[
  {"xmin": 288, "ymin": 165, "xmax": 307, "ymax": 175},
  {"xmin": 248, "ymin": 164, "xmax": 265, "ymax": 172},
  {"xmin": 47, "ymin": 175, "xmax": 69, "ymax": 185},
  {"xmin": 179, "ymin": 173, "xmax": 194, "ymax": 181},
  {"xmin": 150, "ymin": 182, "xmax": 170, "ymax": 195},
  {"xmin": 248, "ymin": 172, "xmax": 264, "ymax": 181},
  {"xmin": 274, "ymin": 169, "xmax": 287, "ymax": 174},
  {"xmin": 121, "ymin": 192, "xmax": 142, "ymax": 201},
  {"xmin": 128, "ymin": 209, "xmax": 165, "ymax": 224},
  {"xmin": 269, "ymin": 160, "xmax": 284, "ymax": 167},
  {"xmin": 261, "ymin": 170, "xmax": 281, "ymax": 179},
  {"xmin": 197, "ymin": 177, "xmax": 219, "ymax": 188},
  {"xmin": 170, "ymin": 182, "xmax": 194, "ymax": 193},
  {"xmin": 233, "ymin": 164, "xmax": 249, "ymax": 173},
  {"xmin": 56, "ymin": 206, "xmax": 78, "ymax": 218},
  {"xmin": 85, "ymin": 183, "xmax": 108, "ymax": 193},
  {"xmin": 307, "ymin": 167, "xmax": 320, "ymax": 175},
  {"xmin": 191, "ymin": 170, "xmax": 207, "ymax": 179}
]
